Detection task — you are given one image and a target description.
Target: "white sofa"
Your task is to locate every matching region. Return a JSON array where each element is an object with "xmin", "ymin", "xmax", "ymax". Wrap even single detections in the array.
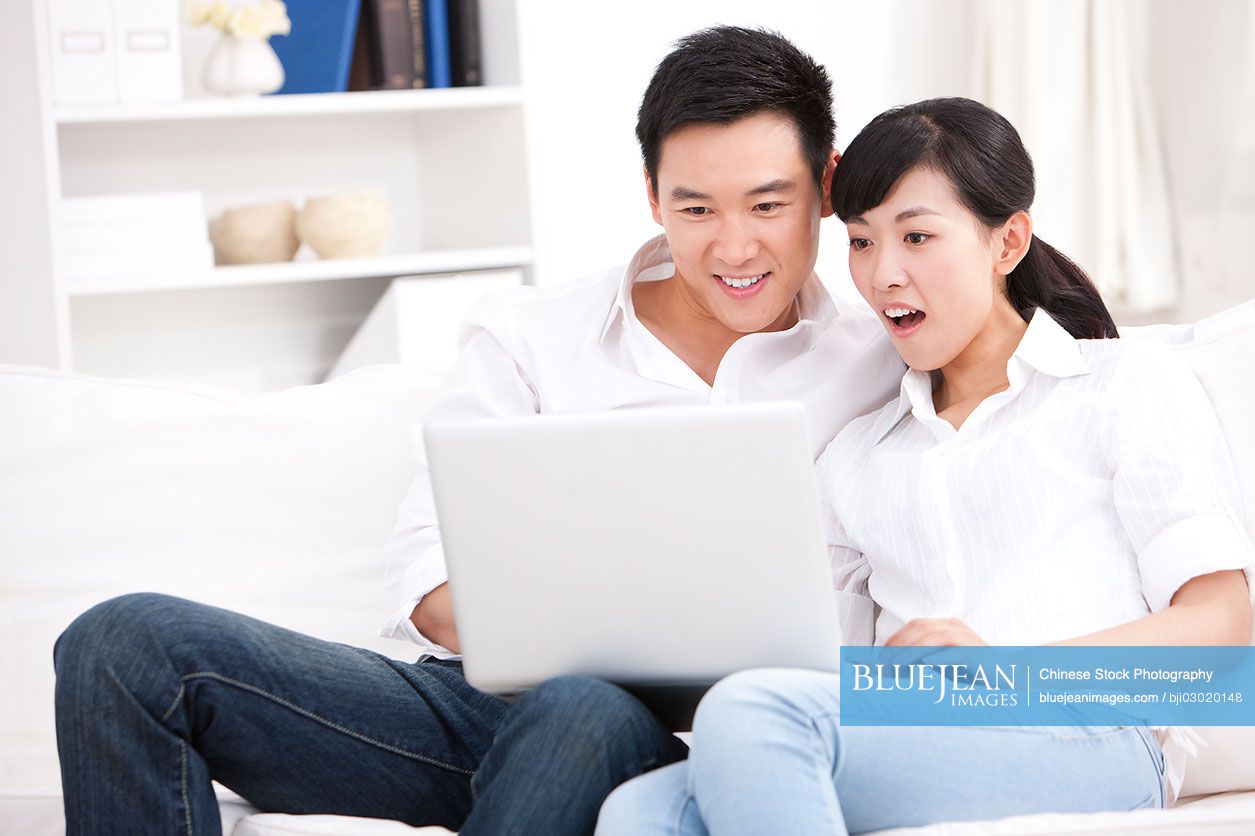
[{"xmin": 3, "ymin": 301, "xmax": 1255, "ymax": 835}]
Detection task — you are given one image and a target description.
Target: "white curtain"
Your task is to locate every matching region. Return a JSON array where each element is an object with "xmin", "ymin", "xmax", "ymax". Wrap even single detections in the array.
[
  {"xmin": 1221, "ymin": 4, "xmax": 1255, "ymax": 283},
  {"xmin": 973, "ymin": 0, "xmax": 1179, "ymax": 313}
]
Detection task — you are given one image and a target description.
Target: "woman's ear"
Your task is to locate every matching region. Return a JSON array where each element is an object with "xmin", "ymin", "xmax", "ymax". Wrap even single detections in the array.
[
  {"xmin": 820, "ymin": 150, "xmax": 841, "ymax": 218},
  {"xmin": 994, "ymin": 210, "xmax": 1033, "ymax": 275}
]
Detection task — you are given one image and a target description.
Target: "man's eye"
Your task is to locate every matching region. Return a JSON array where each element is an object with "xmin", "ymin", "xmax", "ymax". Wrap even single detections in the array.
[
  {"xmin": 905, "ymin": 232, "xmax": 930, "ymax": 245},
  {"xmin": 849, "ymin": 237, "xmax": 871, "ymax": 251},
  {"xmin": 683, "ymin": 207, "xmax": 709, "ymax": 216},
  {"xmin": 754, "ymin": 202, "xmax": 780, "ymax": 212}
]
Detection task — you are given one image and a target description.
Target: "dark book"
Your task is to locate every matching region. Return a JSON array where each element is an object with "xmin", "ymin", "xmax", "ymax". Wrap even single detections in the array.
[
  {"xmin": 447, "ymin": 0, "xmax": 481, "ymax": 87},
  {"xmin": 424, "ymin": 0, "xmax": 452, "ymax": 88},
  {"xmin": 406, "ymin": 0, "xmax": 427, "ymax": 88},
  {"xmin": 347, "ymin": 3, "xmax": 371, "ymax": 91},
  {"xmin": 364, "ymin": 0, "xmax": 414, "ymax": 89}
]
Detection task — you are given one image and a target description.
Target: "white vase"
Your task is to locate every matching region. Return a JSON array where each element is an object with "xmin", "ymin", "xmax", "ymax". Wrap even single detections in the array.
[{"xmin": 203, "ymin": 36, "xmax": 285, "ymax": 97}]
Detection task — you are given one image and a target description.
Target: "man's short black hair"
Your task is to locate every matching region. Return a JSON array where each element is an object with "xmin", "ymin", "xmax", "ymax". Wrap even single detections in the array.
[{"xmin": 636, "ymin": 27, "xmax": 836, "ymax": 194}]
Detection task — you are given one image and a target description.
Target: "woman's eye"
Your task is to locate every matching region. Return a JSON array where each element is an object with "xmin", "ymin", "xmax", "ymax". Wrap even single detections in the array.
[
  {"xmin": 849, "ymin": 237, "xmax": 871, "ymax": 251},
  {"xmin": 905, "ymin": 231, "xmax": 930, "ymax": 245},
  {"xmin": 683, "ymin": 207, "xmax": 709, "ymax": 217}
]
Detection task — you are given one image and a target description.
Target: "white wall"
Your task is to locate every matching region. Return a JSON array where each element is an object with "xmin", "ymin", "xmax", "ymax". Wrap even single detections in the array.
[
  {"xmin": 515, "ymin": 0, "xmax": 1255, "ymax": 321},
  {"xmin": 515, "ymin": 0, "xmax": 987, "ymax": 305},
  {"xmin": 516, "ymin": 0, "xmax": 895, "ymax": 306}
]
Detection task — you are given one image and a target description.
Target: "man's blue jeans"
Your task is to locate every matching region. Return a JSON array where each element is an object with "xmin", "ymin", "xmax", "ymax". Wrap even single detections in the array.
[{"xmin": 53, "ymin": 593, "xmax": 687, "ymax": 835}]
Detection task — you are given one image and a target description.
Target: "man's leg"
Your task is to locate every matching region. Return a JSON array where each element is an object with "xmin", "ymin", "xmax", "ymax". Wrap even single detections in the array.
[
  {"xmin": 462, "ymin": 675, "xmax": 689, "ymax": 836},
  {"xmin": 54, "ymin": 592, "xmax": 510, "ymax": 835}
]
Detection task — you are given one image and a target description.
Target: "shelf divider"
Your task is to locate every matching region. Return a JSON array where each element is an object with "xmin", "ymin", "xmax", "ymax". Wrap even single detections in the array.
[
  {"xmin": 55, "ymin": 86, "xmax": 524, "ymax": 126},
  {"xmin": 65, "ymin": 245, "xmax": 533, "ymax": 297}
]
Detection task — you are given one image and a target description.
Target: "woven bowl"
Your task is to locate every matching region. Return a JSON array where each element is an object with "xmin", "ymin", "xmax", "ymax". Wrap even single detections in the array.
[
  {"xmin": 209, "ymin": 200, "xmax": 299, "ymax": 265},
  {"xmin": 296, "ymin": 190, "xmax": 393, "ymax": 259}
]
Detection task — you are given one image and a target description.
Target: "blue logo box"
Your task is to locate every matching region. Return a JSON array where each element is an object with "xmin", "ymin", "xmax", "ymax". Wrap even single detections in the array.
[{"xmin": 839, "ymin": 646, "xmax": 1255, "ymax": 726}]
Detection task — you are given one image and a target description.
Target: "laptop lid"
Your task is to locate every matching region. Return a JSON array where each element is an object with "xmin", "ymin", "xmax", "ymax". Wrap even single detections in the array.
[{"xmin": 424, "ymin": 402, "xmax": 841, "ymax": 695}]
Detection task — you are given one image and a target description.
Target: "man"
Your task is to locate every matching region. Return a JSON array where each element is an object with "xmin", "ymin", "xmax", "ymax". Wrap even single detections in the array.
[{"xmin": 54, "ymin": 27, "xmax": 900, "ymax": 836}]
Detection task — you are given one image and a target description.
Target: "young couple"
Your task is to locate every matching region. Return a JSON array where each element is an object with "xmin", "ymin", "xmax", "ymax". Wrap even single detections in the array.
[{"xmin": 54, "ymin": 26, "xmax": 1252, "ymax": 836}]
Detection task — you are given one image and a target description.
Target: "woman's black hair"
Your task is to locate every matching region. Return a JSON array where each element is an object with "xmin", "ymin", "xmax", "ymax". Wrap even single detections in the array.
[{"xmin": 831, "ymin": 97, "xmax": 1118, "ymax": 340}]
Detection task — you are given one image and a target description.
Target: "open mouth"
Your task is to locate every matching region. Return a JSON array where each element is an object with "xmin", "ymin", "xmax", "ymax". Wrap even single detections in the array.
[{"xmin": 883, "ymin": 306, "xmax": 926, "ymax": 334}]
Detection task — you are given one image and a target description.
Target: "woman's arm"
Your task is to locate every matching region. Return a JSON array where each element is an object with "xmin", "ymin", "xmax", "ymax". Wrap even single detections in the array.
[
  {"xmin": 1052, "ymin": 569, "xmax": 1251, "ymax": 646},
  {"xmin": 886, "ymin": 569, "xmax": 1251, "ymax": 647}
]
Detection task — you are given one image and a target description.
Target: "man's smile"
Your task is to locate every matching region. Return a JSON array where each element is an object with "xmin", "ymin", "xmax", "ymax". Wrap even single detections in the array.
[{"xmin": 715, "ymin": 271, "xmax": 772, "ymax": 298}]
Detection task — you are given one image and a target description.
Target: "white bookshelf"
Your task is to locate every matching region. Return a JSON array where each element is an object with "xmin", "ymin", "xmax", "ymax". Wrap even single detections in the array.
[{"xmin": 3, "ymin": 0, "xmax": 532, "ymax": 391}]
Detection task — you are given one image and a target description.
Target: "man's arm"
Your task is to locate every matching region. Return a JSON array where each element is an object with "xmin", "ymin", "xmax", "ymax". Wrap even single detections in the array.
[
  {"xmin": 381, "ymin": 307, "xmax": 541, "ymax": 655},
  {"xmin": 412, "ymin": 582, "xmax": 461, "ymax": 653}
]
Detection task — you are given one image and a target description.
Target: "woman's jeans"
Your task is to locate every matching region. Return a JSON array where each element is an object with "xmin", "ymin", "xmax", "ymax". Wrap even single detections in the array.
[
  {"xmin": 53, "ymin": 593, "xmax": 687, "ymax": 836},
  {"xmin": 597, "ymin": 668, "xmax": 1166, "ymax": 836}
]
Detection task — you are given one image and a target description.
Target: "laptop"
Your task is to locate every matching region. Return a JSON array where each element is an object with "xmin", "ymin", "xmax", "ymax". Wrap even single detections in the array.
[{"xmin": 423, "ymin": 402, "xmax": 842, "ymax": 728}]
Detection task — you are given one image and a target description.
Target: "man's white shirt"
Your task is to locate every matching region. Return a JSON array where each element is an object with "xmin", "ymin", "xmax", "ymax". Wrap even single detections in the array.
[{"xmin": 380, "ymin": 234, "xmax": 904, "ymax": 657}]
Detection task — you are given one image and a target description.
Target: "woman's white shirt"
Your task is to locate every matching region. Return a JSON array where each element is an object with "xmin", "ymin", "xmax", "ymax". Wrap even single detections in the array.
[{"xmin": 817, "ymin": 308, "xmax": 1255, "ymax": 800}]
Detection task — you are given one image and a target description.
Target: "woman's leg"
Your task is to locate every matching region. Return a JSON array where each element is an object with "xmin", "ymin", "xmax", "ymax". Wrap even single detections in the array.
[
  {"xmin": 596, "ymin": 762, "xmax": 707, "ymax": 836},
  {"xmin": 686, "ymin": 668, "xmax": 1165, "ymax": 836}
]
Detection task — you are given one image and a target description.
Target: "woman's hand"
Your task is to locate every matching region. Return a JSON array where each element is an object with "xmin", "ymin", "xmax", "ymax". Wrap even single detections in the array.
[{"xmin": 884, "ymin": 617, "xmax": 988, "ymax": 646}]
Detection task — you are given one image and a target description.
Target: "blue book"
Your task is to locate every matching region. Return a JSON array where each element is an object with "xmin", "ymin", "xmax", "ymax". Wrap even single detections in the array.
[
  {"xmin": 424, "ymin": 0, "xmax": 452, "ymax": 88},
  {"xmin": 270, "ymin": 0, "xmax": 362, "ymax": 95}
]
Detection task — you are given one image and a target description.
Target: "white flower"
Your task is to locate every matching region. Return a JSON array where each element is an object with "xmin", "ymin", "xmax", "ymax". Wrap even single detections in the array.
[
  {"xmin": 208, "ymin": 1, "xmax": 234, "ymax": 32},
  {"xmin": 184, "ymin": 0, "xmax": 290, "ymax": 39},
  {"xmin": 227, "ymin": 0, "xmax": 291, "ymax": 40},
  {"xmin": 181, "ymin": 0, "xmax": 211, "ymax": 25}
]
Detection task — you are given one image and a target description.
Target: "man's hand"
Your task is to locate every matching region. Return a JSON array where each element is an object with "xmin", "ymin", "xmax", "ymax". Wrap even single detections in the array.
[
  {"xmin": 411, "ymin": 583, "xmax": 462, "ymax": 654},
  {"xmin": 884, "ymin": 617, "xmax": 987, "ymax": 647}
]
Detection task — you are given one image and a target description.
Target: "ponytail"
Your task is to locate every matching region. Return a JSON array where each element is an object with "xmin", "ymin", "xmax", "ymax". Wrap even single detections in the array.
[{"xmin": 1007, "ymin": 236, "xmax": 1119, "ymax": 339}]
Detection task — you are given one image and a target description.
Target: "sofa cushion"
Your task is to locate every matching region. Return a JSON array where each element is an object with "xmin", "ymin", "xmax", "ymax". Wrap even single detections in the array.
[
  {"xmin": 0, "ymin": 363, "xmax": 442, "ymax": 792},
  {"xmin": 1122, "ymin": 300, "xmax": 1255, "ymax": 537},
  {"xmin": 235, "ymin": 813, "xmax": 454, "ymax": 835},
  {"xmin": 1122, "ymin": 300, "xmax": 1255, "ymax": 797}
]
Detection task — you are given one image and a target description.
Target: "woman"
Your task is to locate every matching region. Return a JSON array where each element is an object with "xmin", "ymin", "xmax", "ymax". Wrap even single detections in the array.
[{"xmin": 595, "ymin": 97, "xmax": 1254, "ymax": 835}]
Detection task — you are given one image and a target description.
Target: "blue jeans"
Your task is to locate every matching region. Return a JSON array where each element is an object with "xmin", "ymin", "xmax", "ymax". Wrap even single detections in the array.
[
  {"xmin": 597, "ymin": 668, "xmax": 1165, "ymax": 836},
  {"xmin": 54, "ymin": 593, "xmax": 687, "ymax": 835}
]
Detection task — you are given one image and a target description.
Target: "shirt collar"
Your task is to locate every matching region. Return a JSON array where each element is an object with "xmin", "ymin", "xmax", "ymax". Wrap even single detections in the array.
[
  {"xmin": 873, "ymin": 308, "xmax": 1092, "ymax": 444},
  {"xmin": 1012, "ymin": 307, "xmax": 1092, "ymax": 380},
  {"xmin": 599, "ymin": 234, "xmax": 838, "ymax": 343}
]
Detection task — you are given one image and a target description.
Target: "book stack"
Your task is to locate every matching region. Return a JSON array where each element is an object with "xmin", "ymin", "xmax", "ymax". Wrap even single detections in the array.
[
  {"xmin": 353, "ymin": 0, "xmax": 481, "ymax": 91},
  {"xmin": 48, "ymin": 0, "xmax": 184, "ymax": 106},
  {"xmin": 59, "ymin": 193, "xmax": 215, "ymax": 286}
]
